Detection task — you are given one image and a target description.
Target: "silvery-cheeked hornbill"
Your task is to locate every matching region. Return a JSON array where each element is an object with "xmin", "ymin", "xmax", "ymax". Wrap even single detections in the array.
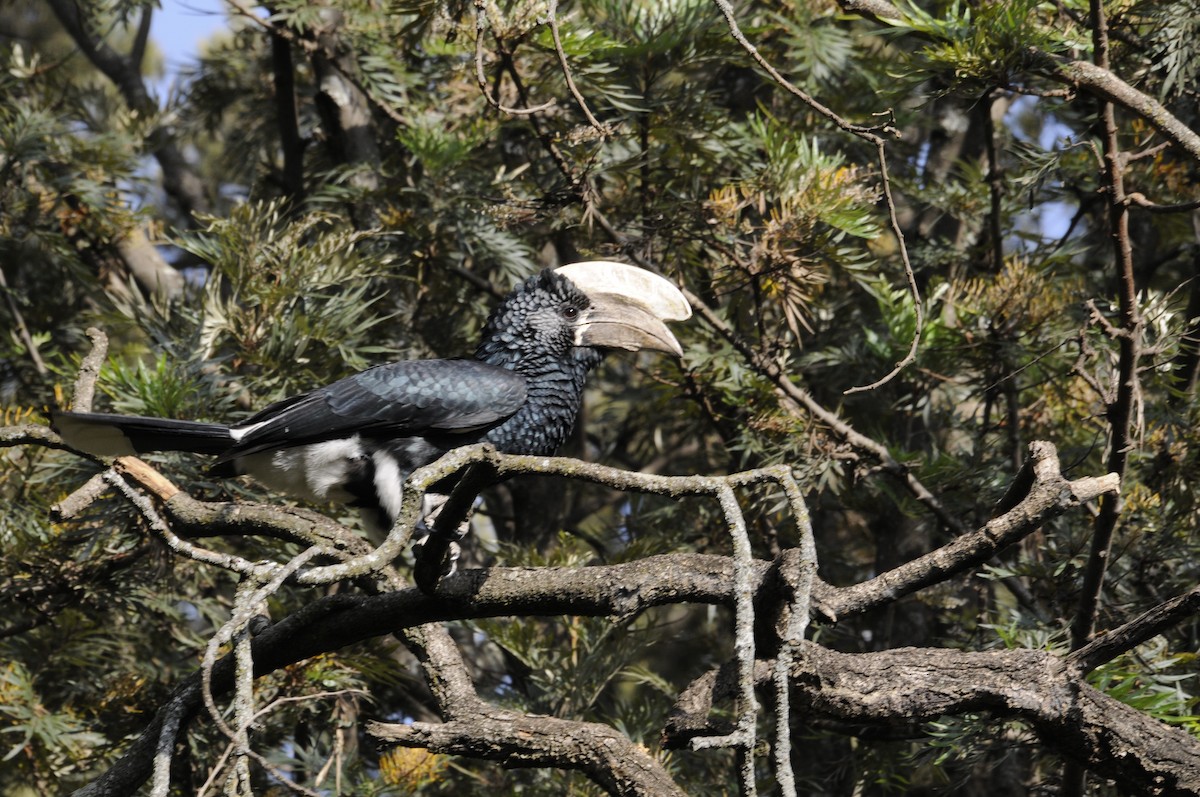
[{"xmin": 52, "ymin": 262, "xmax": 691, "ymax": 542}]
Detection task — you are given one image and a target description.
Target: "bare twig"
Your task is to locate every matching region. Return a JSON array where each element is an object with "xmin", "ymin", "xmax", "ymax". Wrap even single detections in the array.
[
  {"xmin": 546, "ymin": 0, "xmax": 609, "ymax": 133},
  {"xmin": 843, "ymin": 139, "xmax": 924, "ymax": 393},
  {"xmin": 710, "ymin": 0, "xmax": 895, "ymax": 139},
  {"xmin": 770, "ymin": 475, "xmax": 816, "ymax": 797},
  {"xmin": 473, "ymin": 0, "xmax": 556, "ymax": 116},
  {"xmin": 229, "ymin": 588, "xmax": 257, "ymax": 795},
  {"xmin": 148, "ymin": 699, "xmax": 185, "ymax": 797},
  {"xmin": 72, "ymin": 328, "xmax": 109, "ymax": 413},
  {"xmin": 0, "ymin": 265, "xmax": 47, "ymax": 375},
  {"xmin": 197, "ymin": 632, "xmax": 374, "ymax": 793},
  {"xmin": 1069, "ymin": 0, "xmax": 1142, "ymax": 655},
  {"xmin": 1123, "ymin": 141, "xmax": 1171, "ymax": 164},
  {"xmin": 707, "ymin": 0, "xmax": 921, "ymax": 392},
  {"xmin": 688, "ymin": 486, "xmax": 758, "ymax": 797},
  {"xmin": 1124, "ymin": 192, "xmax": 1200, "ymax": 213},
  {"xmin": 1068, "ymin": 583, "xmax": 1200, "ymax": 674}
]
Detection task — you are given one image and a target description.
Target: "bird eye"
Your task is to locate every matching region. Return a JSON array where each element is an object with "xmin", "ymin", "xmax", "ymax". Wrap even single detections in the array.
[{"xmin": 561, "ymin": 305, "xmax": 580, "ymax": 320}]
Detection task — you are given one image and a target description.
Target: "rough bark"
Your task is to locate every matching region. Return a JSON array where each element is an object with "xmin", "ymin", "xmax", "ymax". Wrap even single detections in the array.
[
  {"xmin": 370, "ymin": 714, "xmax": 685, "ymax": 796},
  {"xmin": 302, "ymin": 6, "xmax": 382, "ymax": 227},
  {"xmin": 666, "ymin": 646, "xmax": 1200, "ymax": 796},
  {"xmin": 16, "ymin": 437, "xmax": 1174, "ymax": 797}
]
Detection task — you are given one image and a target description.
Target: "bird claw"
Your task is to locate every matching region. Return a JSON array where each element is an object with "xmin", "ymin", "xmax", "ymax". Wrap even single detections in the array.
[
  {"xmin": 411, "ymin": 531, "xmax": 463, "ymax": 593},
  {"xmin": 412, "ymin": 532, "xmax": 461, "ymax": 574},
  {"xmin": 443, "ymin": 540, "xmax": 461, "ymax": 576}
]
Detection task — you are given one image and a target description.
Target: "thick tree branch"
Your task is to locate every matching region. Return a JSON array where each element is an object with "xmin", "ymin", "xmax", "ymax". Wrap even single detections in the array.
[
  {"xmin": 370, "ymin": 713, "xmax": 684, "ymax": 796},
  {"xmin": 0, "ymin": 424, "xmax": 75, "ymax": 453},
  {"xmin": 378, "ymin": 624, "xmax": 686, "ymax": 796},
  {"xmin": 667, "ymin": 645, "xmax": 1200, "ymax": 796},
  {"xmin": 1035, "ymin": 54, "xmax": 1200, "ymax": 163},
  {"xmin": 70, "ymin": 327, "xmax": 108, "ymax": 413},
  {"xmin": 546, "ymin": 0, "xmax": 608, "ymax": 134},
  {"xmin": 70, "ymin": 449, "xmax": 1115, "ymax": 797}
]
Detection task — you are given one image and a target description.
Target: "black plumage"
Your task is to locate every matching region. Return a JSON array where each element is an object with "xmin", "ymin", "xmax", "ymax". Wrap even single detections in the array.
[{"xmin": 52, "ymin": 264, "xmax": 689, "ymax": 535}]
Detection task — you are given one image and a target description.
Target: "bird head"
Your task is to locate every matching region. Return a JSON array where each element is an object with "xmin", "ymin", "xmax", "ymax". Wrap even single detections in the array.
[{"xmin": 476, "ymin": 261, "xmax": 691, "ymax": 370}]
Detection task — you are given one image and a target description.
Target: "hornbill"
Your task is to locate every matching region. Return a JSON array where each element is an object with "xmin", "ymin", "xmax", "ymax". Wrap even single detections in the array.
[{"xmin": 52, "ymin": 262, "xmax": 690, "ymax": 544}]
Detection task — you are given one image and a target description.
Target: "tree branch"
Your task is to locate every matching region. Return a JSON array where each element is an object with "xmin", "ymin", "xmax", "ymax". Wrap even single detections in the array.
[
  {"xmin": 1069, "ymin": 0, "xmax": 1143, "ymax": 662},
  {"xmin": 378, "ymin": 624, "xmax": 686, "ymax": 796},
  {"xmin": 1067, "ymin": 582, "xmax": 1200, "ymax": 675},
  {"xmin": 69, "ymin": 448, "xmax": 1117, "ymax": 797},
  {"xmin": 818, "ymin": 441, "xmax": 1118, "ymax": 619},
  {"xmin": 68, "ymin": 327, "xmax": 107, "ymax": 413},
  {"xmin": 369, "ymin": 711, "xmax": 685, "ymax": 797},
  {"xmin": 45, "ymin": 0, "xmax": 211, "ymax": 220},
  {"xmin": 666, "ymin": 645, "xmax": 1200, "ymax": 796},
  {"xmin": 835, "ymin": 0, "xmax": 1200, "ymax": 164}
]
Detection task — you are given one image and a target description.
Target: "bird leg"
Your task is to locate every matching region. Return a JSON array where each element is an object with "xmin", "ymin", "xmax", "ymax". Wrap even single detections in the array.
[
  {"xmin": 411, "ymin": 493, "xmax": 467, "ymax": 580},
  {"xmin": 411, "ymin": 462, "xmax": 494, "ymax": 594}
]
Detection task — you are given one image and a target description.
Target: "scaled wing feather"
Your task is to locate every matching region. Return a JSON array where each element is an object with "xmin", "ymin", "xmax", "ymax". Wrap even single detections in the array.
[{"xmin": 220, "ymin": 360, "xmax": 527, "ymax": 463}]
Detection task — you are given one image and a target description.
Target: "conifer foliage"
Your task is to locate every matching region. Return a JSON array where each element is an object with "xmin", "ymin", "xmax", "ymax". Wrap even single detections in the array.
[{"xmin": 4, "ymin": 0, "xmax": 1200, "ymax": 794}]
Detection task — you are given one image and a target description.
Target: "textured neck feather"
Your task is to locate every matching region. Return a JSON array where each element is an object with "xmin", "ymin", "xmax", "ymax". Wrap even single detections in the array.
[{"xmin": 481, "ymin": 348, "xmax": 603, "ymax": 456}]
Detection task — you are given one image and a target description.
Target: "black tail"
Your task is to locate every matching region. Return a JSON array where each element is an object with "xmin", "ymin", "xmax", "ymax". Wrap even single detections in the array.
[{"xmin": 51, "ymin": 411, "xmax": 234, "ymax": 457}]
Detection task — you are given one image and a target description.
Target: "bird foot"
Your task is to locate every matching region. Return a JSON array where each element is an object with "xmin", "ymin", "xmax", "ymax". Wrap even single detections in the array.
[
  {"xmin": 412, "ymin": 532, "xmax": 461, "ymax": 574},
  {"xmin": 411, "ymin": 531, "xmax": 462, "ymax": 593}
]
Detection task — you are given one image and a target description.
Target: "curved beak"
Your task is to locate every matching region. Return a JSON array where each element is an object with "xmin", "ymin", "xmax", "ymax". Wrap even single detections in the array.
[{"xmin": 554, "ymin": 261, "xmax": 692, "ymax": 356}]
